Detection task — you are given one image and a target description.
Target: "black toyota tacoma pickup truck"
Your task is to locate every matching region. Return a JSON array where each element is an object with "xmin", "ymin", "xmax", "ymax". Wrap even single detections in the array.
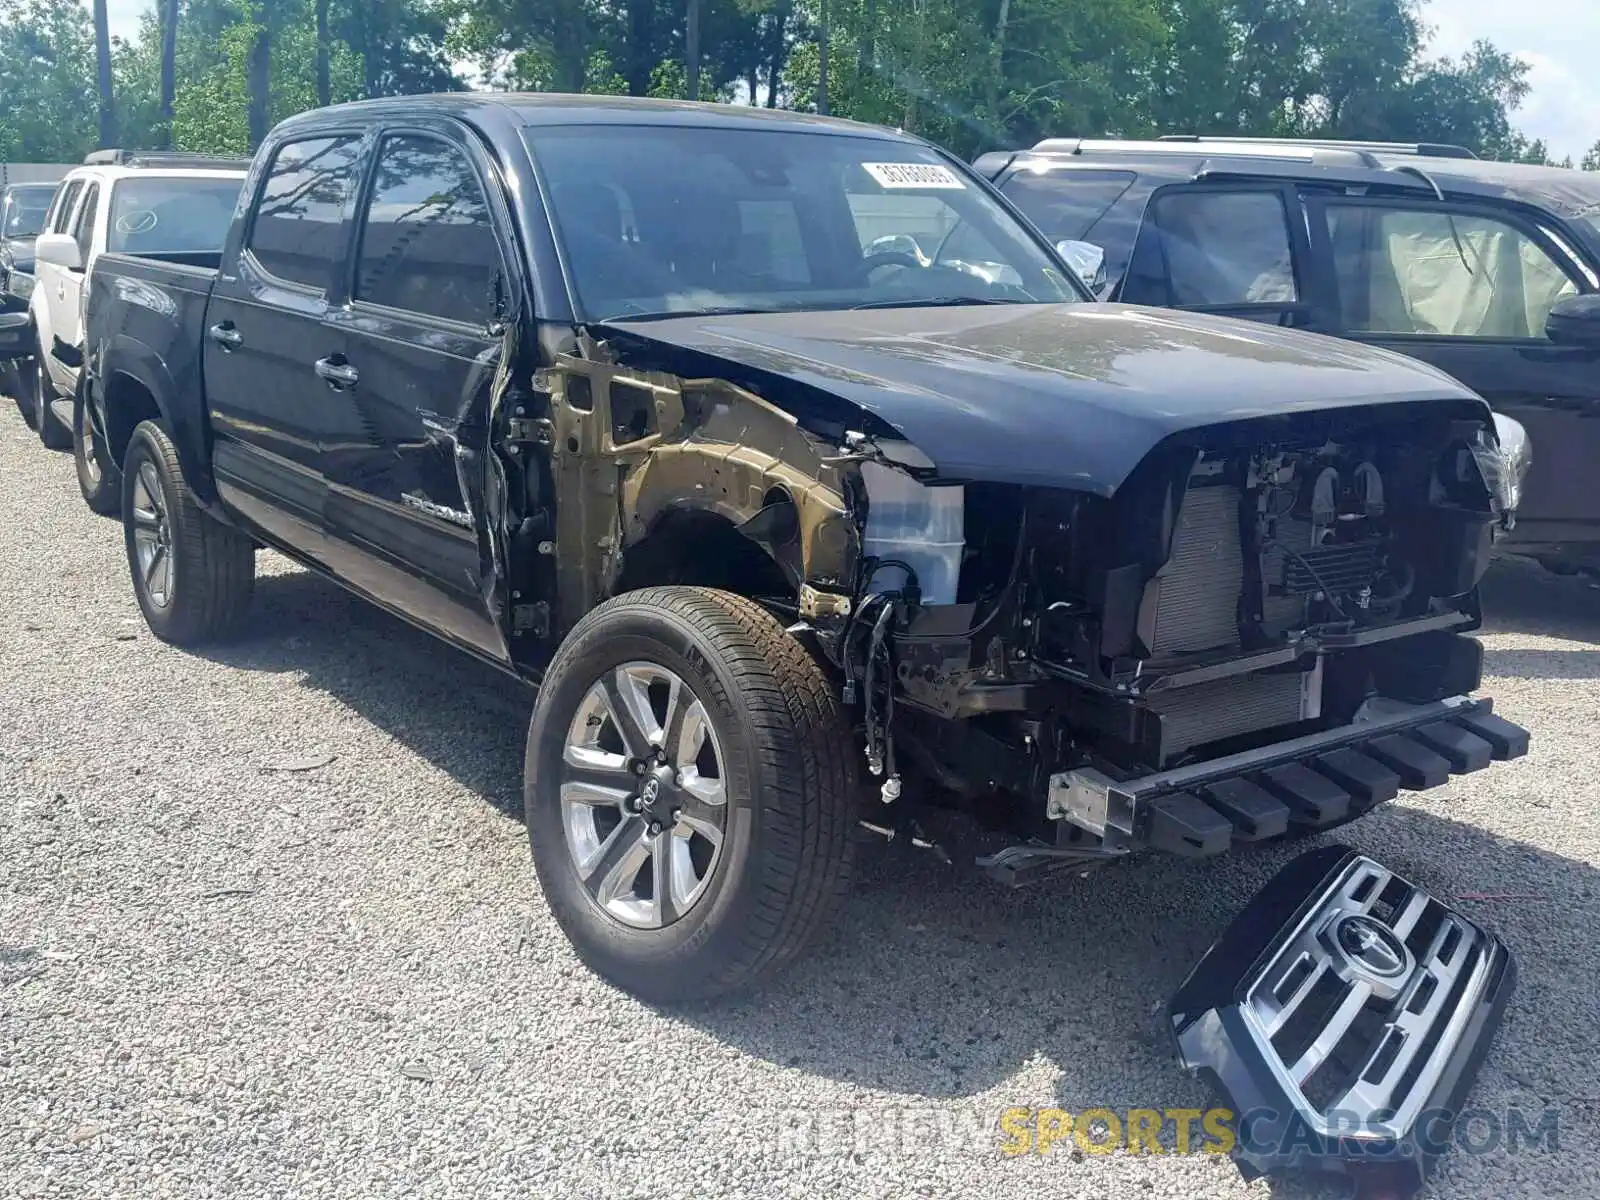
[{"xmin": 81, "ymin": 96, "xmax": 1526, "ymax": 1190}]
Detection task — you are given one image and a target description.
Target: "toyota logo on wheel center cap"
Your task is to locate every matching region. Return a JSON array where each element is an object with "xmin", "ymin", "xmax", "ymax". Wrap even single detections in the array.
[{"xmin": 1331, "ymin": 913, "xmax": 1413, "ymax": 990}]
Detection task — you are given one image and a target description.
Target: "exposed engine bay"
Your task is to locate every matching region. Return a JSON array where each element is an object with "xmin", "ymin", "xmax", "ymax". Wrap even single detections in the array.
[{"xmin": 811, "ymin": 409, "xmax": 1519, "ymax": 877}]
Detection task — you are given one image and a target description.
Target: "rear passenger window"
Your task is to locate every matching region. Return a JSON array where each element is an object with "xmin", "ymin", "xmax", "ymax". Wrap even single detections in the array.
[
  {"xmin": 72, "ymin": 184, "xmax": 99, "ymax": 260},
  {"xmin": 50, "ymin": 181, "xmax": 83, "ymax": 234},
  {"xmin": 355, "ymin": 135, "xmax": 501, "ymax": 324},
  {"xmin": 1322, "ymin": 203, "xmax": 1579, "ymax": 339},
  {"xmin": 248, "ymin": 135, "xmax": 364, "ymax": 290},
  {"xmin": 1124, "ymin": 189, "xmax": 1298, "ymax": 307},
  {"xmin": 1000, "ymin": 169, "xmax": 1136, "ymax": 242}
]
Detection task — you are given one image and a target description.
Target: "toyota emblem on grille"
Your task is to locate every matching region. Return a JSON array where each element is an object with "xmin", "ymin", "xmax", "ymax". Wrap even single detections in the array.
[{"xmin": 1332, "ymin": 913, "xmax": 1412, "ymax": 986}]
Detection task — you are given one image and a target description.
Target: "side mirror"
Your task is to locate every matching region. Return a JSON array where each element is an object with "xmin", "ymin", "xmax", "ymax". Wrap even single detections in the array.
[
  {"xmin": 34, "ymin": 232, "xmax": 82, "ymax": 272},
  {"xmin": 1545, "ymin": 293, "xmax": 1600, "ymax": 349},
  {"xmin": 1056, "ymin": 239, "xmax": 1108, "ymax": 295}
]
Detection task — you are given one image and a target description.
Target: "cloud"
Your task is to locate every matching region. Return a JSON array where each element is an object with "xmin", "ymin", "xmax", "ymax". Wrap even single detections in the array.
[
  {"xmin": 101, "ymin": 0, "xmax": 149, "ymax": 41},
  {"xmin": 1421, "ymin": 0, "xmax": 1600, "ymax": 161}
]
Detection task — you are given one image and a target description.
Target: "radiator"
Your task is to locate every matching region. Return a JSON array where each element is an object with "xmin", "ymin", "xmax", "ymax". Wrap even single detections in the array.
[
  {"xmin": 1147, "ymin": 668, "xmax": 1313, "ymax": 762},
  {"xmin": 1146, "ymin": 485, "xmax": 1245, "ymax": 656}
]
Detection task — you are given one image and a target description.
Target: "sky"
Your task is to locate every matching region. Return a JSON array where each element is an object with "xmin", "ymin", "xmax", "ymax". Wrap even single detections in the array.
[{"xmin": 100, "ymin": 0, "xmax": 1600, "ymax": 163}]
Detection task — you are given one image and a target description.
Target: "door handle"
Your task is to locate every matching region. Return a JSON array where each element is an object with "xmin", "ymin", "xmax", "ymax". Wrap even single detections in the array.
[
  {"xmin": 314, "ymin": 356, "xmax": 359, "ymax": 389},
  {"xmin": 208, "ymin": 322, "xmax": 242, "ymax": 350}
]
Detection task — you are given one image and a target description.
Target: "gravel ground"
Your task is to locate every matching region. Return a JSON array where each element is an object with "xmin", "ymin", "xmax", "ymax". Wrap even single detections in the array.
[{"xmin": 2, "ymin": 408, "xmax": 1598, "ymax": 1200}]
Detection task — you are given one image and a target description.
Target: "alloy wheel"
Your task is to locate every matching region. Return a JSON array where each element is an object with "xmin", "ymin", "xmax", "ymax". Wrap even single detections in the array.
[
  {"xmin": 129, "ymin": 460, "xmax": 173, "ymax": 608},
  {"xmin": 559, "ymin": 662, "xmax": 728, "ymax": 929}
]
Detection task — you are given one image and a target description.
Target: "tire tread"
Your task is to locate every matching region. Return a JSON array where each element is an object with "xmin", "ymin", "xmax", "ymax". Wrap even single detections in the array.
[
  {"xmin": 531, "ymin": 586, "xmax": 857, "ymax": 999},
  {"xmin": 124, "ymin": 420, "xmax": 254, "ymax": 644}
]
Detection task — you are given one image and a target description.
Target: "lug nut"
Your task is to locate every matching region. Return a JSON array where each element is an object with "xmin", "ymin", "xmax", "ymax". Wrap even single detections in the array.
[{"xmin": 647, "ymin": 821, "xmax": 662, "ymax": 836}]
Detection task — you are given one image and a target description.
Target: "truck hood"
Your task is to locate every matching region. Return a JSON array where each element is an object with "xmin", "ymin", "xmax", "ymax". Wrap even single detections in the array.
[{"xmin": 605, "ymin": 303, "xmax": 1487, "ymax": 495}]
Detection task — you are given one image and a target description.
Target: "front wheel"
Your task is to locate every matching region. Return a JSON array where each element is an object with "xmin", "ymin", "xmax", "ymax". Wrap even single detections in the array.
[
  {"xmin": 74, "ymin": 388, "xmax": 120, "ymax": 515},
  {"xmin": 121, "ymin": 420, "xmax": 255, "ymax": 645},
  {"xmin": 524, "ymin": 586, "xmax": 858, "ymax": 1002}
]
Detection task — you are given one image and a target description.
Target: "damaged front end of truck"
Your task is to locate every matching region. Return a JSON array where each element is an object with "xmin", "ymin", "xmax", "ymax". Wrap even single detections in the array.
[
  {"xmin": 499, "ymin": 307, "xmax": 1529, "ymax": 875},
  {"xmin": 488, "ymin": 303, "xmax": 1527, "ymax": 1193}
]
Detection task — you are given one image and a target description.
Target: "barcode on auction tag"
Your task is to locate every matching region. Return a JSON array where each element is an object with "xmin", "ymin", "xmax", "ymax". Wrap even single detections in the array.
[{"xmin": 862, "ymin": 162, "xmax": 967, "ymax": 190}]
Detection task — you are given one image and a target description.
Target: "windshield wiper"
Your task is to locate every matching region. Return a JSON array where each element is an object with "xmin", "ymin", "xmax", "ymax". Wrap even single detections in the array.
[{"xmin": 849, "ymin": 296, "xmax": 1021, "ymax": 310}]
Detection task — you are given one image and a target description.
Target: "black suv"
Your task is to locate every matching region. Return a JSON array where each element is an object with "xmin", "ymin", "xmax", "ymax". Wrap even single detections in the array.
[
  {"xmin": 977, "ymin": 136, "xmax": 1600, "ymax": 572},
  {"xmin": 1, "ymin": 181, "xmax": 59, "ymax": 411}
]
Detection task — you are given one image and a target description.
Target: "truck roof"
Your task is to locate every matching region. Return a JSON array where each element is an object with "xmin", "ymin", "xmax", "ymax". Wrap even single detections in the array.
[
  {"xmin": 60, "ymin": 164, "xmax": 247, "ymax": 186},
  {"xmin": 275, "ymin": 92, "xmax": 915, "ymax": 141}
]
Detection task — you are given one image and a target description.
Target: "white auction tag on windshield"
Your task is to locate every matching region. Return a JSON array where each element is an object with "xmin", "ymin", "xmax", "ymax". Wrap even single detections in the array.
[{"xmin": 862, "ymin": 162, "xmax": 966, "ymax": 190}]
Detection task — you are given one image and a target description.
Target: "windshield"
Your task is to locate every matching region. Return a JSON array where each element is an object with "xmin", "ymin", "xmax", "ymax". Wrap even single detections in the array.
[
  {"xmin": 108, "ymin": 177, "xmax": 244, "ymax": 254},
  {"xmin": 524, "ymin": 124, "xmax": 1085, "ymax": 321},
  {"xmin": 2, "ymin": 188, "xmax": 53, "ymax": 238}
]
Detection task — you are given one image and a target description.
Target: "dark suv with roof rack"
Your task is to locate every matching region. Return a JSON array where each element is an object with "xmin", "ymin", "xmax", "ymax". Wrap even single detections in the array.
[{"xmin": 977, "ymin": 135, "xmax": 1600, "ymax": 573}]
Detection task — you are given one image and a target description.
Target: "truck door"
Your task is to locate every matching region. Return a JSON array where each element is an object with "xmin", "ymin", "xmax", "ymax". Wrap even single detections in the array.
[
  {"xmin": 55, "ymin": 180, "xmax": 98, "ymax": 369},
  {"xmin": 33, "ymin": 178, "xmax": 85, "ymax": 392},
  {"xmin": 204, "ymin": 133, "xmax": 366, "ymax": 560},
  {"xmin": 320, "ymin": 125, "xmax": 511, "ymax": 662},
  {"xmin": 1302, "ymin": 193, "xmax": 1600, "ymax": 562}
]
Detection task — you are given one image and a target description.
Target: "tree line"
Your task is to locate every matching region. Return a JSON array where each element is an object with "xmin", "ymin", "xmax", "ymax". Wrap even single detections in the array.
[{"xmin": 3, "ymin": 0, "xmax": 1598, "ymax": 168}]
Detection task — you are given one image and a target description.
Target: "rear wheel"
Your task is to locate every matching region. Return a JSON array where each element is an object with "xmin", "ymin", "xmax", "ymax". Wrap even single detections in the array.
[
  {"xmin": 74, "ymin": 387, "xmax": 120, "ymax": 515},
  {"xmin": 121, "ymin": 420, "xmax": 255, "ymax": 645},
  {"xmin": 524, "ymin": 586, "xmax": 857, "ymax": 1002},
  {"xmin": 35, "ymin": 351, "xmax": 70, "ymax": 449}
]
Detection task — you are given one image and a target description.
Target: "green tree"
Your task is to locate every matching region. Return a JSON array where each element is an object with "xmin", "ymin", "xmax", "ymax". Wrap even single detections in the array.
[{"xmin": 0, "ymin": 0, "xmax": 97, "ymax": 161}]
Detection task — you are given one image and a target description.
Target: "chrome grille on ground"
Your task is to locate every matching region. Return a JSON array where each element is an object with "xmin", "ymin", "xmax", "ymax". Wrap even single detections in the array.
[
  {"xmin": 1243, "ymin": 858, "xmax": 1491, "ymax": 1135},
  {"xmin": 1169, "ymin": 845, "xmax": 1516, "ymax": 1188}
]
